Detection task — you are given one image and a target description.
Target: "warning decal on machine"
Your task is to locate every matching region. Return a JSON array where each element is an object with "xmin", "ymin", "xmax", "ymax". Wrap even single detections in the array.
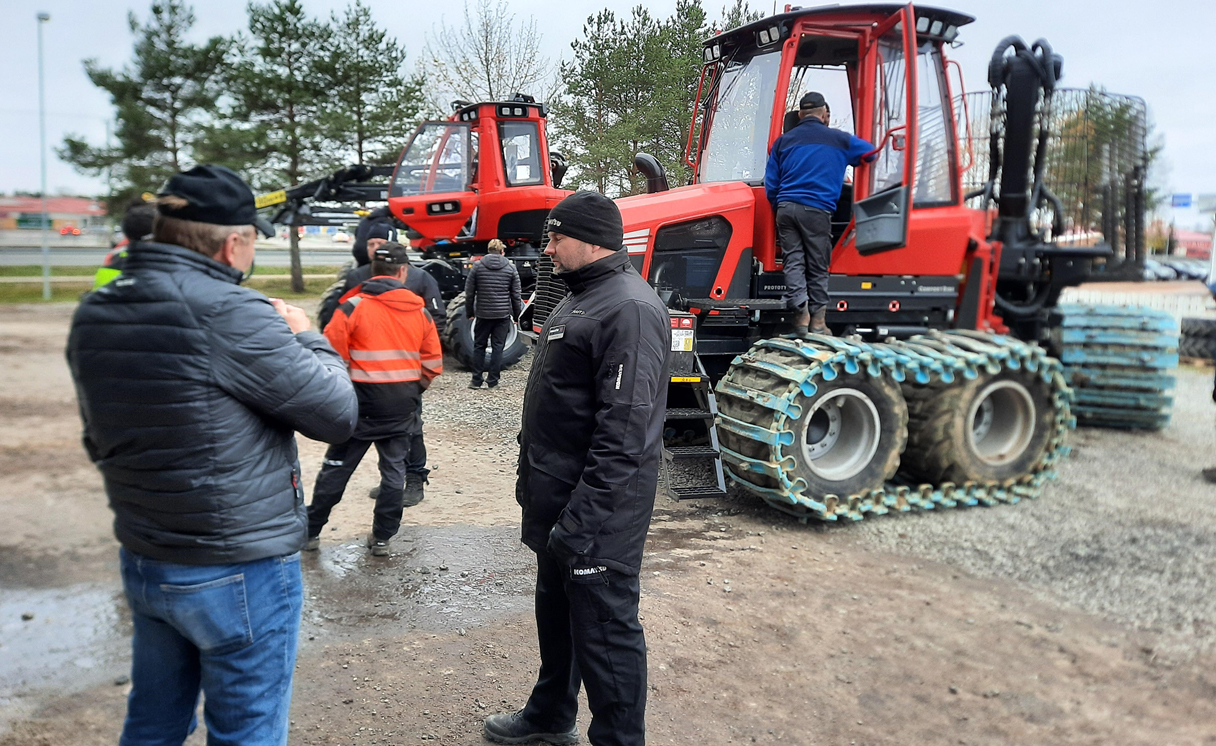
[{"xmin": 671, "ymin": 329, "xmax": 694, "ymax": 352}]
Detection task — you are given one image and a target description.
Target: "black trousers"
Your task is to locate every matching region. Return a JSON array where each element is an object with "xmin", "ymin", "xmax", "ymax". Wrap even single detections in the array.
[
  {"xmin": 471, "ymin": 316, "xmax": 512, "ymax": 387},
  {"xmin": 407, "ymin": 402, "xmax": 428, "ymax": 478},
  {"xmin": 520, "ymin": 548, "xmax": 647, "ymax": 746},
  {"xmin": 307, "ymin": 435, "xmax": 410, "ymax": 541},
  {"xmin": 776, "ymin": 201, "xmax": 833, "ymax": 311}
]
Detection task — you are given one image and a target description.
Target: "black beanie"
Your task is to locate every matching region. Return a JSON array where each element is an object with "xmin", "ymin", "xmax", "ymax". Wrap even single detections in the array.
[
  {"xmin": 366, "ymin": 222, "xmax": 397, "ymax": 242},
  {"xmin": 545, "ymin": 191, "xmax": 623, "ymax": 251}
]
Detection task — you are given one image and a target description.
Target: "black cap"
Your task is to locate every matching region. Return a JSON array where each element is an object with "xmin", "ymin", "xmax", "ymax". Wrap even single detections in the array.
[
  {"xmin": 372, "ymin": 241, "xmax": 410, "ymax": 266},
  {"xmin": 799, "ymin": 91, "xmax": 827, "ymax": 110},
  {"xmin": 544, "ymin": 191, "xmax": 623, "ymax": 251},
  {"xmin": 366, "ymin": 222, "xmax": 398, "ymax": 242},
  {"xmin": 158, "ymin": 165, "xmax": 275, "ymax": 237}
]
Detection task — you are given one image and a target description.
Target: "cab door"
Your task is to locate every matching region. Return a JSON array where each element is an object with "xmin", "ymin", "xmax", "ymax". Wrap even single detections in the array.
[
  {"xmin": 852, "ymin": 6, "xmax": 917, "ymax": 254},
  {"xmin": 387, "ymin": 121, "xmax": 478, "ymax": 243}
]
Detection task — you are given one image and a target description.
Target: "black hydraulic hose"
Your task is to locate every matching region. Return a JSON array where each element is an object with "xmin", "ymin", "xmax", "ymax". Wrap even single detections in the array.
[{"xmin": 993, "ymin": 282, "xmax": 1053, "ymax": 318}]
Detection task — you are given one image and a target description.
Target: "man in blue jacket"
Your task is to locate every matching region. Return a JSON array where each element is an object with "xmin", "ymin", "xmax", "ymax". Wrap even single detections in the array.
[
  {"xmin": 765, "ymin": 91, "xmax": 875, "ymax": 335},
  {"xmin": 67, "ymin": 165, "xmax": 358, "ymax": 746}
]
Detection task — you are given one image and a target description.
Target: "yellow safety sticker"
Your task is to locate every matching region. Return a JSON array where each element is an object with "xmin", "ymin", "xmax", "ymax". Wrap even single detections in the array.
[
  {"xmin": 255, "ymin": 190, "xmax": 287, "ymax": 209},
  {"xmin": 671, "ymin": 376, "xmax": 702, "ymax": 383},
  {"xmin": 861, "ymin": 281, "xmax": 873, "ymax": 289}
]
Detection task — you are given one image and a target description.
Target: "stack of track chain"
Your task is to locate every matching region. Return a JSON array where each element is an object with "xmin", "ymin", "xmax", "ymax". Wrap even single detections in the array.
[
  {"xmin": 714, "ymin": 330, "xmax": 1074, "ymax": 522},
  {"xmin": 1053, "ymin": 304, "xmax": 1178, "ymax": 430}
]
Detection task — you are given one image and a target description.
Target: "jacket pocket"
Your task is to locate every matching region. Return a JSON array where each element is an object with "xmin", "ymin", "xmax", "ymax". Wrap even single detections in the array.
[
  {"xmin": 160, "ymin": 574, "xmax": 254, "ymax": 655},
  {"xmin": 527, "ymin": 444, "xmax": 585, "ymax": 486}
]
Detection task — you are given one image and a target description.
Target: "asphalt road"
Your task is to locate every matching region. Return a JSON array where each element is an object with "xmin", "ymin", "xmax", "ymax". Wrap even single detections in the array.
[{"xmin": 0, "ymin": 247, "xmax": 353, "ymax": 267}]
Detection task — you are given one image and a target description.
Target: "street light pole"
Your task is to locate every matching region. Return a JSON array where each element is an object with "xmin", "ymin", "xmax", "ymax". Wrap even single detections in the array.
[{"xmin": 37, "ymin": 11, "xmax": 51, "ymax": 301}]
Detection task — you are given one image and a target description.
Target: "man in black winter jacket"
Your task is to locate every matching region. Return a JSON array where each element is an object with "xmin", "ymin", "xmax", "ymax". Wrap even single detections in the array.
[
  {"xmin": 484, "ymin": 192, "xmax": 670, "ymax": 746},
  {"xmin": 318, "ymin": 224, "xmax": 447, "ymax": 334},
  {"xmin": 466, "ymin": 238, "xmax": 523, "ymax": 389},
  {"xmin": 66, "ymin": 165, "xmax": 358, "ymax": 745}
]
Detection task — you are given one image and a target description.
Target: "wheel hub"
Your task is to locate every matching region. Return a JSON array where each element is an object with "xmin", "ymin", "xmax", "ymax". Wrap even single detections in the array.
[
  {"xmin": 800, "ymin": 388, "xmax": 882, "ymax": 482},
  {"xmin": 967, "ymin": 380, "xmax": 1036, "ymax": 466},
  {"xmin": 469, "ymin": 318, "xmax": 519, "ymax": 363}
]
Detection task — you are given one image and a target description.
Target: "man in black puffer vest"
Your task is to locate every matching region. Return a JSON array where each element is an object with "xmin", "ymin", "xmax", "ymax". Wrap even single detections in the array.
[
  {"xmin": 484, "ymin": 192, "xmax": 670, "ymax": 746},
  {"xmin": 466, "ymin": 238, "xmax": 522, "ymax": 389},
  {"xmin": 66, "ymin": 165, "xmax": 357, "ymax": 745}
]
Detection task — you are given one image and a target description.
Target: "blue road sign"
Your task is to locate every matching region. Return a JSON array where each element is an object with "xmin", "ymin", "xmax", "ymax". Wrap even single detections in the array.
[{"xmin": 1172, "ymin": 193, "xmax": 1193, "ymax": 208}]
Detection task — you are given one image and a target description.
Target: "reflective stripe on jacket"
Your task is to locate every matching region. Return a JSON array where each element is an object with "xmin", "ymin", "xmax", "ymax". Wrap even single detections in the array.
[{"xmin": 324, "ymin": 276, "xmax": 443, "ymax": 439}]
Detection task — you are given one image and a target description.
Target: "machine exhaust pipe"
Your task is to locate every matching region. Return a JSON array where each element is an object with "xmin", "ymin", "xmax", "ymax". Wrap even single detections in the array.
[{"xmin": 634, "ymin": 152, "xmax": 670, "ymax": 194}]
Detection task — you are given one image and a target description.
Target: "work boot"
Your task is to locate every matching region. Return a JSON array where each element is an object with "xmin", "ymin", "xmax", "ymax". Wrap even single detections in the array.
[
  {"xmin": 304, "ymin": 535, "xmax": 320, "ymax": 552},
  {"xmin": 1203, "ymin": 467, "xmax": 1216, "ymax": 484},
  {"xmin": 809, "ymin": 306, "xmax": 832, "ymax": 336},
  {"xmin": 483, "ymin": 710, "xmax": 578, "ymax": 745},
  {"xmin": 403, "ymin": 473, "xmax": 426, "ymax": 507},
  {"xmin": 368, "ymin": 485, "xmax": 380, "ymax": 500},
  {"xmin": 792, "ymin": 302, "xmax": 811, "ymax": 336},
  {"xmin": 366, "ymin": 532, "xmax": 390, "ymax": 557},
  {"xmin": 469, "ymin": 380, "xmax": 483, "ymax": 390}
]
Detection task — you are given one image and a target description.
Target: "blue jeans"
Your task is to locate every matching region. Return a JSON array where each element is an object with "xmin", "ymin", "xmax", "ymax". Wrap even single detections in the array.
[{"xmin": 118, "ymin": 548, "xmax": 303, "ymax": 746}]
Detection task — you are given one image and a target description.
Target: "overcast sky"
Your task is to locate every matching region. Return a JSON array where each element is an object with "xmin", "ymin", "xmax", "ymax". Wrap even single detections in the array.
[{"xmin": 2, "ymin": 0, "xmax": 1212, "ymax": 226}]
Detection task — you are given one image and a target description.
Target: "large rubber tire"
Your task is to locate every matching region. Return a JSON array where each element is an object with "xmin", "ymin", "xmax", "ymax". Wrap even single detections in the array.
[
  {"xmin": 1180, "ymin": 317, "xmax": 1216, "ymax": 338},
  {"xmin": 718, "ymin": 344, "xmax": 907, "ymax": 499},
  {"xmin": 442, "ymin": 292, "xmax": 528, "ymax": 371},
  {"xmin": 1179, "ymin": 317, "xmax": 1216, "ymax": 359},
  {"xmin": 1180, "ymin": 333, "xmax": 1216, "ymax": 360},
  {"xmin": 901, "ymin": 369, "xmax": 1055, "ymax": 485}
]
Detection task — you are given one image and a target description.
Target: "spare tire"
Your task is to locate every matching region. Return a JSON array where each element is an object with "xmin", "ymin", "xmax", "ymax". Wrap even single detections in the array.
[
  {"xmin": 1181, "ymin": 317, "xmax": 1216, "ymax": 338},
  {"xmin": 442, "ymin": 292, "xmax": 528, "ymax": 371}
]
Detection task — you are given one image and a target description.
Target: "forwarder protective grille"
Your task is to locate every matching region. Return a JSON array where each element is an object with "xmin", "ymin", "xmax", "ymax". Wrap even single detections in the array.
[{"xmin": 530, "ymin": 236, "xmax": 568, "ymax": 332}]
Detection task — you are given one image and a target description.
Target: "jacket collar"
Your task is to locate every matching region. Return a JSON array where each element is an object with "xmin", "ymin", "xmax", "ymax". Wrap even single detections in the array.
[
  {"xmin": 358, "ymin": 276, "xmax": 424, "ymax": 308},
  {"xmin": 359, "ymin": 276, "xmax": 407, "ymax": 296},
  {"xmin": 124, "ymin": 241, "xmax": 244, "ymax": 285},
  {"xmin": 558, "ymin": 250, "xmax": 630, "ymax": 294}
]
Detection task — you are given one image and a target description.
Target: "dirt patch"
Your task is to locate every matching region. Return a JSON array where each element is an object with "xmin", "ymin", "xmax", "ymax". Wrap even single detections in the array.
[{"xmin": 3, "ymin": 303, "xmax": 1216, "ymax": 745}]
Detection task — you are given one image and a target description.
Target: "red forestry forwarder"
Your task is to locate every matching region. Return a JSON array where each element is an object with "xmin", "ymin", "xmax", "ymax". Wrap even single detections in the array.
[
  {"xmin": 521, "ymin": 3, "xmax": 1177, "ymax": 520},
  {"xmin": 386, "ymin": 95, "xmax": 572, "ymax": 367}
]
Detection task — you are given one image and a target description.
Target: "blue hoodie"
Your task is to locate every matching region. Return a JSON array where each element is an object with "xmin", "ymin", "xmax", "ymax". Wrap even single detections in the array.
[{"xmin": 764, "ymin": 118, "xmax": 875, "ymax": 212}]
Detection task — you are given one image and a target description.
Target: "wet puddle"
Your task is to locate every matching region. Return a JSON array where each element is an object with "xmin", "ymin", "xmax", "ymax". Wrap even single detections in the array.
[
  {"xmin": 0, "ymin": 524, "xmax": 537, "ymax": 721},
  {"xmin": 301, "ymin": 524, "xmax": 535, "ymax": 634},
  {"xmin": 0, "ymin": 583, "xmax": 130, "ymax": 705}
]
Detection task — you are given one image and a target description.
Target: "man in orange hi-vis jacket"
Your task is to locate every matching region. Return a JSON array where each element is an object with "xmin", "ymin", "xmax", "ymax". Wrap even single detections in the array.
[{"xmin": 305, "ymin": 242, "xmax": 443, "ymax": 556}]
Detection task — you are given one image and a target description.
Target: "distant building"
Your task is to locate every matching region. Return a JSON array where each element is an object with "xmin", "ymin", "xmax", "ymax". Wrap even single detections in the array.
[
  {"xmin": 0, "ymin": 196, "xmax": 107, "ymax": 231},
  {"xmin": 1178, "ymin": 229, "xmax": 1214, "ymax": 259}
]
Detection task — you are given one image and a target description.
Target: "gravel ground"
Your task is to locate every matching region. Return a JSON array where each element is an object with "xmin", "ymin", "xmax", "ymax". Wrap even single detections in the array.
[
  {"xmin": 426, "ymin": 330, "xmax": 1216, "ymax": 663},
  {"xmin": 842, "ymin": 364, "xmax": 1216, "ymax": 662}
]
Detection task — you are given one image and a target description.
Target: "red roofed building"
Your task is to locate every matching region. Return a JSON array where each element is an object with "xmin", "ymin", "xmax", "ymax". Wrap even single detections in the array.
[
  {"xmin": 1178, "ymin": 229, "xmax": 1214, "ymax": 259},
  {"xmin": 0, "ymin": 196, "xmax": 107, "ymax": 231}
]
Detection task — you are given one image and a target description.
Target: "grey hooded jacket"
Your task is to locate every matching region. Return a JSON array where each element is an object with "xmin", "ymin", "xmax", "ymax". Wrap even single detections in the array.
[{"xmin": 67, "ymin": 241, "xmax": 358, "ymax": 565}]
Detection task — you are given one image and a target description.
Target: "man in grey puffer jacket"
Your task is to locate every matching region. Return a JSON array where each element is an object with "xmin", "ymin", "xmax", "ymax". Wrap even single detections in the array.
[
  {"xmin": 66, "ymin": 165, "xmax": 357, "ymax": 746},
  {"xmin": 466, "ymin": 238, "xmax": 523, "ymax": 389}
]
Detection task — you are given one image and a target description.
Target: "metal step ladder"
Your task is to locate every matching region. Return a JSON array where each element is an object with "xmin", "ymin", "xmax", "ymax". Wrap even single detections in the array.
[{"xmin": 660, "ymin": 357, "xmax": 728, "ymax": 500}]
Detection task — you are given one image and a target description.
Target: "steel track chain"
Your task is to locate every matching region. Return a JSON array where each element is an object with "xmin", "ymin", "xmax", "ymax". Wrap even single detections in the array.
[{"xmin": 715, "ymin": 330, "xmax": 1075, "ymax": 522}]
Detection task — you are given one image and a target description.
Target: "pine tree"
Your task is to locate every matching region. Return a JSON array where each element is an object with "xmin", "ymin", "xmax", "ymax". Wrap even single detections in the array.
[
  {"xmin": 202, "ymin": 0, "xmax": 329, "ymax": 292},
  {"xmin": 553, "ymin": 1, "xmax": 734, "ymax": 196},
  {"xmin": 58, "ymin": 1, "xmax": 227, "ymax": 213},
  {"xmin": 316, "ymin": 0, "xmax": 427, "ymax": 166}
]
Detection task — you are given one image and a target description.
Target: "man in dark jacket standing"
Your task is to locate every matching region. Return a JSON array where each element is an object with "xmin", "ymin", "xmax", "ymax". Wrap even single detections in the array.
[
  {"xmin": 466, "ymin": 238, "xmax": 523, "ymax": 389},
  {"xmin": 66, "ymin": 165, "xmax": 358, "ymax": 745},
  {"xmin": 483, "ymin": 192, "xmax": 670, "ymax": 746},
  {"xmin": 319, "ymin": 222, "xmax": 448, "ymax": 331},
  {"xmin": 764, "ymin": 91, "xmax": 875, "ymax": 334}
]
